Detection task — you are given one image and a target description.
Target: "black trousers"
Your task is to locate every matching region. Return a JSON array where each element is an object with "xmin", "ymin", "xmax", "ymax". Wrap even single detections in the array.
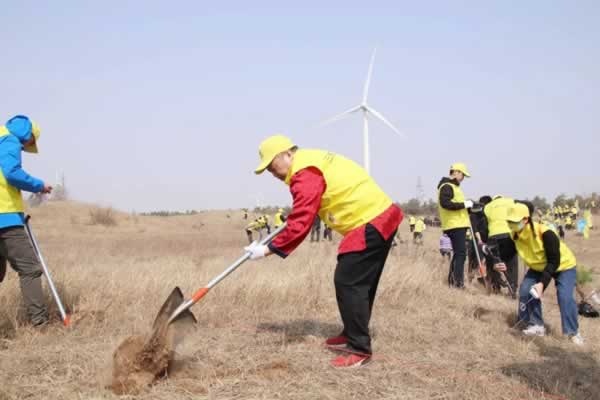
[
  {"xmin": 490, "ymin": 235, "xmax": 519, "ymax": 292},
  {"xmin": 445, "ymin": 228, "xmax": 467, "ymax": 287},
  {"xmin": 334, "ymin": 224, "xmax": 396, "ymax": 354}
]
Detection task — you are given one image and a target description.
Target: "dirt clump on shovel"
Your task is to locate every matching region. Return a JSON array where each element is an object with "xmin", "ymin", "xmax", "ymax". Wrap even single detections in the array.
[{"xmin": 110, "ymin": 288, "xmax": 197, "ymax": 395}]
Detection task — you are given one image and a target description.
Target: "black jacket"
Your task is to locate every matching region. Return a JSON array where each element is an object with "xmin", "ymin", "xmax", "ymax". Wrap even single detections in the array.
[{"xmin": 437, "ymin": 177, "xmax": 466, "ymax": 211}]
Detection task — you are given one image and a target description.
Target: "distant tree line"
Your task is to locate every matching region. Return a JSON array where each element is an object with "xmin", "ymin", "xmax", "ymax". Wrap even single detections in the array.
[
  {"xmin": 123, "ymin": 192, "xmax": 600, "ymax": 220},
  {"xmin": 398, "ymin": 192, "xmax": 599, "ymax": 217},
  {"xmin": 252, "ymin": 206, "xmax": 292, "ymax": 215},
  {"xmin": 140, "ymin": 210, "xmax": 199, "ymax": 217}
]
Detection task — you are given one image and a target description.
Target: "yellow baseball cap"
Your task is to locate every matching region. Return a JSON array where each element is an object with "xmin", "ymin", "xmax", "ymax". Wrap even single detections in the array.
[
  {"xmin": 506, "ymin": 203, "xmax": 530, "ymax": 222},
  {"xmin": 450, "ymin": 162, "xmax": 470, "ymax": 177},
  {"xmin": 254, "ymin": 135, "xmax": 295, "ymax": 174},
  {"xmin": 24, "ymin": 121, "xmax": 40, "ymax": 153}
]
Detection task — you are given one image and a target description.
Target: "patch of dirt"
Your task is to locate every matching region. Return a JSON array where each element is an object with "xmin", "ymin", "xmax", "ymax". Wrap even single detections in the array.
[
  {"xmin": 110, "ymin": 335, "xmax": 156, "ymax": 395},
  {"xmin": 110, "ymin": 287, "xmax": 196, "ymax": 395}
]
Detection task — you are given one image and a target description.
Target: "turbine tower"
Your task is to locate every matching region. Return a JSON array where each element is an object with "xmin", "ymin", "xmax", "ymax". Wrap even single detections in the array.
[{"xmin": 321, "ymin": 48, "xmax": 403, "ymax": 174}]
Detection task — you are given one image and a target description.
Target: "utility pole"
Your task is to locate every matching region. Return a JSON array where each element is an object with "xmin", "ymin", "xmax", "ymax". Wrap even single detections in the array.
[{"xmin": 416, "ymin": 176, "xmax": 425, "ymax": 204}]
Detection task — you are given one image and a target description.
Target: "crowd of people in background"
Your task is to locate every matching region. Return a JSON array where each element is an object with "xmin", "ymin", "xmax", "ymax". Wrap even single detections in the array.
[{"xmin": 434, "ymin": 162, "xmax": 594, "ymax": 346}]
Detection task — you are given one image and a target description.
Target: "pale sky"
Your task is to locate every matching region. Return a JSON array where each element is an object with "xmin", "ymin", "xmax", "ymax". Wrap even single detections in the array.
[{"xmin": 2, "ymin": 1, "xmax": 598, "ymax": 211}]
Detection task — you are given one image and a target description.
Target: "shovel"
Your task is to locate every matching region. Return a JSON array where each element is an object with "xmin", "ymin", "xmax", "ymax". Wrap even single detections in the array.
[
  {"xmin": 165, "ymin": 221, "xmax": 287, "ymax": 325},
  {"xmin": 24, "ymin": 215, "xmax": 71, "ymax": 327},
  {"xmin": 110, "ymin": 222, "xmax": 288, "ymax": 394}
]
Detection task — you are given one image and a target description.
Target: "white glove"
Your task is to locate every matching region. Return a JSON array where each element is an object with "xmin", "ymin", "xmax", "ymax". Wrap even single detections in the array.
[
  {"xmin": 464, "ymin": 200, "xmax": 474, "ymax": 209},
  {"xmin": 244, "ymin": 241, "xmax": 268, "ymax": 260},
  {"xmin": 481, "ymin": 244, "xmax": 491, "ymax": 256}
]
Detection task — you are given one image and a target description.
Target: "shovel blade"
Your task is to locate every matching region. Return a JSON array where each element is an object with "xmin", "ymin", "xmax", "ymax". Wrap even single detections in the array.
[
  {"xmin": 150, "ymin": 287, "xmax": 197, "ymax": 348},
  {"xmin": 153, "ymin": 287, "xmax": 187, "ymax": 329}
]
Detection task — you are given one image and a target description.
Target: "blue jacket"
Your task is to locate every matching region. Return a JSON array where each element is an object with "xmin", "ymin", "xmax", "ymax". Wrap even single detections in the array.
[{"xmin": 0, "ymin": 115, "xmax": 44, "ymax": 228}]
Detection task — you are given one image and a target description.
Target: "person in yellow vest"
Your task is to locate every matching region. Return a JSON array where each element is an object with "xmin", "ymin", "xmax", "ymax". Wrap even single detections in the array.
[
  {"xmin": 483, "ymin": 195, "xmax": 518, "ymax": 295},
  {"xmin": 262, "ymin": 214, "xmax": 271, "ymax": 234},
  {"xmin": 0, "ymin": 115, "xmax": 53, "ymax": 326},
  {"xmin": 245, "ymin": 218, "xmax": 263, "ymax": 244},
  {"xmin": 274, "ymin": 208, "xmax": 286, "ymax": 228},
  {"xmin": 583, "ymin": 208, "xmax": 593, "ymax": 231},
  {"xmin": 413, "ymin": 217, "xmax": 425, "ymax": 245},
  {"xmin": 507, "ymin": 203, "xmax": 584, "ymax": 345},
  {"xmin": 247, "ymin": 135, "xmax": 403, "ymax": 367},
  {"xmin": 408, "ymin": 215, "xmax": 416, "ymax": 233},
  {"xmin": 437, "ymin": 162, "xmax": 473, "ymax": 288},
  {"xmin": 565, "ymin": 215, "xmax": 573, "ymax": 230}
]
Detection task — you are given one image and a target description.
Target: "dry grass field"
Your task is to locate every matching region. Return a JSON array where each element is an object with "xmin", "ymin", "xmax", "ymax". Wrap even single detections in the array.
[{"xmin": 0, "ymin": 201, "xmax": 598, "ymax": 400}]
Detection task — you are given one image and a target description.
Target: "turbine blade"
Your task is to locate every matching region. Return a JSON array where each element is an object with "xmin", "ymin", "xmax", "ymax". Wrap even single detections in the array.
[
  {"xmin": 362, "ymin": 48, "xmax": 377, "ymax": 104},
  {"xmin": 365, "ymin": 106, "xmax": 403, "ymax": 137},
  {"xmin": 319, "ymin": 105, "xmax": 362, "ymax": 127}
]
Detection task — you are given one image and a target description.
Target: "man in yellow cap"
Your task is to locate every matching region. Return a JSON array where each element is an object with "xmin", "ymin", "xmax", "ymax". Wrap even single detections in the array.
[
  {"xmin": 507, "ymin": 202, "xmax": 583, "ymax": 345},
  {"xmin": 437, "ymin": 162, "xmax": 472, "ymax": 288},
  {"xmin": 413, "ymin": 217, "xmax": 425, "ymax": 245},
  {"xmin": 0, "ymin": 115, "xmax": 52, "ymax": 326},
  {"xmin": 245, "ymin": 218, "xmax": 263, "ymax": 244},
  {"xmin": 247, "ymin": 134, "xmax": 403, "ymax": 367},
  {"xmin": 408, "ymin": 215, "xmax": 416, "ymax": 233}
]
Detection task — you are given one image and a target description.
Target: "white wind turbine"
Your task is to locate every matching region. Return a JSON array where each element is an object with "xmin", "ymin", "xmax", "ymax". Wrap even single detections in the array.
[{"xmin": 321, "ymin": 48, "xmax": 403, "ymax": 174}]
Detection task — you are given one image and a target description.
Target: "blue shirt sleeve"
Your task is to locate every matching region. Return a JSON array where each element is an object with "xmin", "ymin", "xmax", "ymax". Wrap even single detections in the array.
[{"xmin": 0, "ymin": 136, "xmax": 44, "ymax": 193}]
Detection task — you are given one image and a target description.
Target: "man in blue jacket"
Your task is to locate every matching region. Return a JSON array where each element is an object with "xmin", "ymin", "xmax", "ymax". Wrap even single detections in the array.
[{"xmin": 0, "ymin": 115, "xmax": 52, "ymax": 326}]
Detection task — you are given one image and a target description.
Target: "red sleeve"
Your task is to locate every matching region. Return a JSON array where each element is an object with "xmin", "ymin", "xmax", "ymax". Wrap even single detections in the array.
[{"xmin": 268, "ymin": 167, "xmax": 325, "ymax": 258}]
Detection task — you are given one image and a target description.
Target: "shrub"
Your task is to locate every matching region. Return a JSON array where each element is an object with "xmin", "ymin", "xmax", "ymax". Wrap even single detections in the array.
[{"xmin": 89, "ymin": 207, "xmax": 117, "ymax": 226}]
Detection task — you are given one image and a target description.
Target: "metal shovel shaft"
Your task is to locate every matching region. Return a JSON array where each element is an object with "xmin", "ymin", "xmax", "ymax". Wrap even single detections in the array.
[
  {"xmin": 24, "ymin": 216, "xmax": 71, "ymax": 326},
  {"xmin": 168, "ymin": 222, "xmax": 287, "ymax": 323},
  {"xmin": 467, "ymin": 217, "xmax": 483, "ymax": 269}
]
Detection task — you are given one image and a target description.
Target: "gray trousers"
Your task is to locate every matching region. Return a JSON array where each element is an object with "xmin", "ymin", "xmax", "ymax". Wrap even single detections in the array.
[{"xmin": 0, "ymin": 226, "xmax": 48, "ymax": 325}]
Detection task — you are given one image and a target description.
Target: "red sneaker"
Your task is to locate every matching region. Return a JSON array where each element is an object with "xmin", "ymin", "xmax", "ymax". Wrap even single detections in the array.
[
  {"xmin": 325, "ymin": 335, "xmax": 348, "ymax": 348},
  {"xmin": 330, "ymin": 353, "xmax": 371, "ymax": 368}
]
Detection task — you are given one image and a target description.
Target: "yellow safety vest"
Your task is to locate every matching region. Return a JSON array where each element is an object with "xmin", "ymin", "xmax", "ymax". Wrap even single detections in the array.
[
  {"xmin": 0, "ymin": 126, "xmax": 25, "ymax": 214},
  {"xmin": 246, "ymin": 221, "xmax": 259, "ymax": 230},
  {"xmin": 437, "ymin": 182, "xmax": 469, "ymax": 230},
  {"xmin": 514, "ymin": 222, "xmax": 576, "ymax": 273},
  {"xmin": 584, "ymin": 209, "xmax": 593, "ymax": 228},
  {"xmin": 414, "ymin": 220, "xmax": 425, "ymax": 233},
  {"xmin": 274, "ymin": 212, "xmax": 284, "ymax": 227},
  {"xmin": 484, "ymin": 197, "xmax": 514, "ymax": 237},
  {"xmin": 285, "ymin": 149, "xmax": 392, "ymax": 235}
]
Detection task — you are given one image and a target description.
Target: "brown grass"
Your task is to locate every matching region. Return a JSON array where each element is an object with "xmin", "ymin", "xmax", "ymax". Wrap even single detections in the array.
[
  {"xmin": 0, "ymin": 201, "xmax": 598, "ymax": 399},
  {"xmin": 88, "ymin": 206, "xmax": 117, "ymax": 226}
]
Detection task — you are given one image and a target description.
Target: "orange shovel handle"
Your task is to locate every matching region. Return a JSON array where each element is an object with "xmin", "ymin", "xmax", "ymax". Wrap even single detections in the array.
[{"xmin": 191, "ymin": 287, "xmax": 210, "ymax": 303}]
